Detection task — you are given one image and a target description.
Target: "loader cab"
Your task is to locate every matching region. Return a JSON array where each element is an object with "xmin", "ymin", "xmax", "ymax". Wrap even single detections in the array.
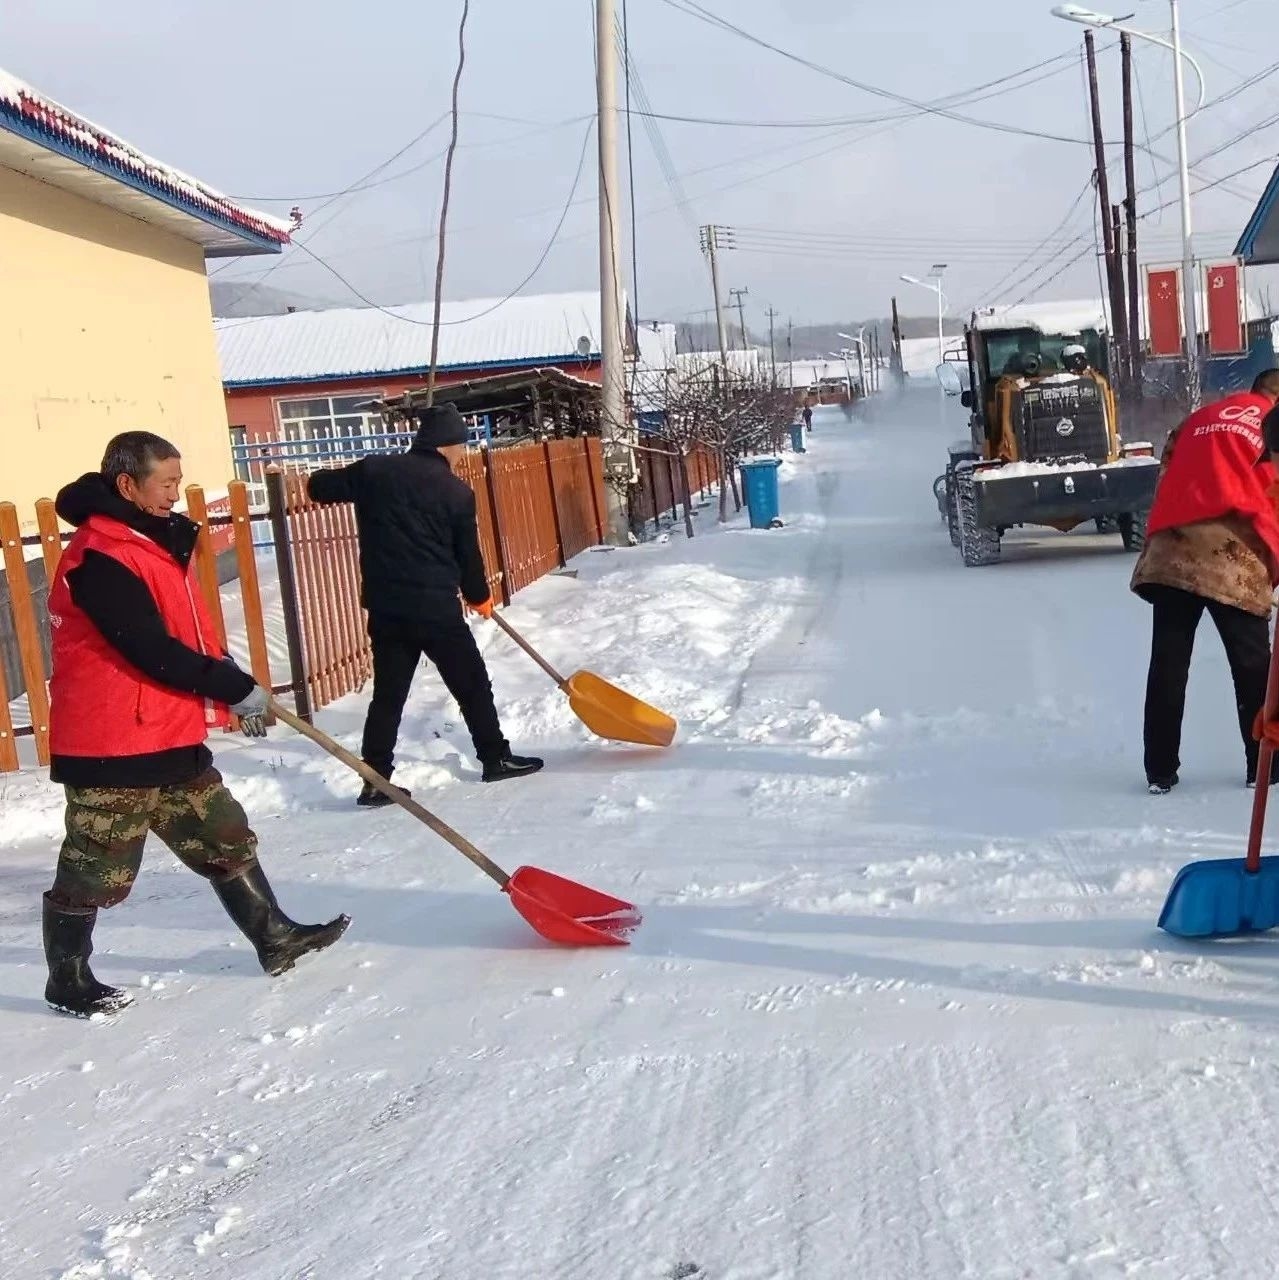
[{"xmin": 963, "ymin": 317, "xmax": 1111, "ymax": 459}]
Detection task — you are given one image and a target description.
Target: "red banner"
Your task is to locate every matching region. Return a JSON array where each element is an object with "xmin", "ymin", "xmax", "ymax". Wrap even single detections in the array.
[
  {"xmin": 1146, "ymin": 267, "xmax": 1183, "ymax": 358},
  {"xmin": 1204, "ymin": 261, "xmax": 1246, "ymax": 355}
]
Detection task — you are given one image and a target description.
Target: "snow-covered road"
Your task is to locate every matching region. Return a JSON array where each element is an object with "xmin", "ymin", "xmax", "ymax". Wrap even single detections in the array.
[{"xmin": 4, "ymin": 391, "xmax": 1279, "ymax": 1279}]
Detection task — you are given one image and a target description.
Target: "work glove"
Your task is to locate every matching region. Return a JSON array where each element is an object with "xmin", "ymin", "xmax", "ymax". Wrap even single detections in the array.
[
  {"xmin": 466, "ymin": 597, "xmax": 495, "ymax": 619},
  {"xmin": 230, "ymin": 682, "xmax": 270, "ymax": 738}
]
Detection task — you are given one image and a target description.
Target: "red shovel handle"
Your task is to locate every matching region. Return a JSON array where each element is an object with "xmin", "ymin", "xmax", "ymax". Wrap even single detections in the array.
[
  {"xmin": 270, "ymin": 700, "xmax": 512, "ymax": 889},
  {"xmin": 1246, "ymin": 611, "xmax": 1279, "ymax": 872}
]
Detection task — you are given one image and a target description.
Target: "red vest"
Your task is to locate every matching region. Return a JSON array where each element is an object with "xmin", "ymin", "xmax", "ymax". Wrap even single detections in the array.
[
  {"xmin": 1146, "ymin": 392, "xmax": 1279, "ymax": 582},
  {"xmin": 48, "ymin": 515, "xmax": 229, "ymax": 758}
]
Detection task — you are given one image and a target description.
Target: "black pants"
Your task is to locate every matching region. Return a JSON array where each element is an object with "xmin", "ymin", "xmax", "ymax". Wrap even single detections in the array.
[
  {"xmin": 362, "ymin": 610, "xmax": 507, "ymax": 778},
  {"xmin": 1143, "ymin": 584, "xmax": 1271, "ymax": 783}
]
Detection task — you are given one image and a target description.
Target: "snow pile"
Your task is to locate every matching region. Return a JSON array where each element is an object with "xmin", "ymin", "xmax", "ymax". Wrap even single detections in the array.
[{"xmin": 974, "ymin": 456, "xmax": 1159, "ymax": 481}]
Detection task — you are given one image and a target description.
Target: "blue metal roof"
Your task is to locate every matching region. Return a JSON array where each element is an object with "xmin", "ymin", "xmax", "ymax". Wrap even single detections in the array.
[{"xmin": 1234, "ymin": 161, "xmax": 1279, "ymax": 266}]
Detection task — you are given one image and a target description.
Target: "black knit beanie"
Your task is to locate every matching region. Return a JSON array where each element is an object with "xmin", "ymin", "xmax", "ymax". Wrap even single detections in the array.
[{"xmin": 412, "ymin": 403, "xmax": 468, "ymax": 450}]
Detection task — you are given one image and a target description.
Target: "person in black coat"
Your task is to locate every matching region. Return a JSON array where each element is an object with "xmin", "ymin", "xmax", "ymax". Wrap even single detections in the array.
[{"xmin": 307, "ymin": 404, "xmax": 542, "ymax": 806}]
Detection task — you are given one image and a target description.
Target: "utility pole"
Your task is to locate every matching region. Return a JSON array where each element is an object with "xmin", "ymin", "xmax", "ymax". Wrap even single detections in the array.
[
  {"xmin": 1085, "ymin": 30, "xmax": 1129, "ymax": 385},
  {"xmin": 1121, "ymin": 32, "xmax": 1143, "ymax": 398},
  {"xmin": 765, "ymin": 306, "xmax": 779, "ymax": 387},
  {"xmin": 729, "ymin": 286, "xmax": 750, "ymax": 351},
  {"xmin": 699, "ymin": 225, "xmax": 731, "ymax": 383},
  {"xmin": 890, "ymin": 296, "xmax": 904, "ymax": 383},
  {"xmin": 786, "ymin": 318, "xmax": 794, "ymax": 391},
  {"xmin": 1170, "ymin": 0, "xmax": 1199, "ymax": 408},
  {"xmin": 596, "ymin": 0, "xmax": 629, "ymax": 544},
  {"xmin": 1112, "ymin": 203, "xmax": 1128, "ymax": 386}
]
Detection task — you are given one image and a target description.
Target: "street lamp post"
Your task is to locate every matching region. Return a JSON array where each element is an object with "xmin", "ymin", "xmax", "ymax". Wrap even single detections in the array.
[
  {"xmin": 837, "ymin": 329, "xmax": 869, "ymax": 398},
  {"xmin": 900, "ymin": 268, "xmax": 948, "ymax": 363},
  {"xmin": 1051, "ymin": 2, "xmax": 1206, "ymax": 407}
]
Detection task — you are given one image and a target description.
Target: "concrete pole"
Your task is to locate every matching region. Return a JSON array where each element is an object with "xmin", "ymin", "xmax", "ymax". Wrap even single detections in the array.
[{"xmin": 597, "ymin": 0, "xmax": 630, "ymax": 542}]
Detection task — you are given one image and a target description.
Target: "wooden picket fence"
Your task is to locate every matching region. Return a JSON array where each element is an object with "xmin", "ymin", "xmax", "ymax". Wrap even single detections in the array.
[
  {"xmin": 629, "ymin": 439, "xmax": 723, "ymax": 531},
  {"xmin": 0, "ymin": 436, "xmax": 613, "ymax": 770}
]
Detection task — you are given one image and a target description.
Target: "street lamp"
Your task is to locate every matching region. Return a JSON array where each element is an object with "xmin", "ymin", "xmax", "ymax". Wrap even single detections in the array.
[
  {"xmin": 900, "ymin": 267, "xmax": 948, "ymax": 363},
  {"xmin": 837, "ymin": 330, "xmax": 869, "ymax": 397},
  {"xmin": 1051, "ymin": 2, "xmax": 1205, "ymax": 407}
]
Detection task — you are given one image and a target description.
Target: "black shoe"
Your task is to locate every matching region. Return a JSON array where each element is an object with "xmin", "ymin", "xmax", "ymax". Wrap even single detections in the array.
[
  {"xmin": 212, "ymin": 864, "xmax": 350, "ymax": 977},
  {"xmin": 357, "ymin": 780, "xmax": 411, "ymax": 808},
  {"xmin": 1148, "ymin": 773, "xmax": 1179, "ymax": 796},
  {"xmin": 42, "ymin": 893, "xmax": 132, "ymax": 1017},
  {"xmin": 481, "ymin": 752, "xmax": 544, "ymax": 784}
]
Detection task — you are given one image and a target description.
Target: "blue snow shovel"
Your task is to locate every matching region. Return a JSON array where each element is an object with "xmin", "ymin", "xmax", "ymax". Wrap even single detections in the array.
[{"xmin": 1159, "ymin": 632, "xmax": 1279, "ymax": 938}]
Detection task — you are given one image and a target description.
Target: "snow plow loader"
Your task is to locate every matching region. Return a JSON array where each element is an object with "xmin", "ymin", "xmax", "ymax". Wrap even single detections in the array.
[{"xmin": 933, "ymin": 308, "xmax": 1159, "ymax": 567}]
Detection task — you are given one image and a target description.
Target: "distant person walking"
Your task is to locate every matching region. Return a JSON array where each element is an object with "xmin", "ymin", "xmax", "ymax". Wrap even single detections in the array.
[
  {"xmin": 307, "ymin": 404, "xmax": 542, "ymax": 805},
  {"xmin": 1132, "ymin": 371, "xmax": 1279, "ymax": 794},
  {"xmin": 802, "ymin": 404, "xmax": 813, "ymax": 432}
]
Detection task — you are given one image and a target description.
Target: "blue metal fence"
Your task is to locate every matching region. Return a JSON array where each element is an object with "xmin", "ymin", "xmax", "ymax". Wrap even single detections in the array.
[{"xmin": 230, "ymin": 418, "xmax": 493, "ymax": 549}]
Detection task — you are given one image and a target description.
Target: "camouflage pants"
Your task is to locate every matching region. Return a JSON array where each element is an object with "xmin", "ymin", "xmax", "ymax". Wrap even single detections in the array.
[{"xmin": 49, "ymin": 767, "xmax": 259, "ymax": 911}]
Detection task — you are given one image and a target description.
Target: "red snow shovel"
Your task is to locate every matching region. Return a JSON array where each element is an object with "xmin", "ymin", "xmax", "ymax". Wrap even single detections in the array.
[
  {"xmin": 489, "ymin": 613, "xmax": 677, "ymax": 748},
  {"xmin": 270, "ymin": 702, "xmax": 641, "ymax": 946},
  {"xmin": 1158, "ymin": 630, "xmax": 1279, "ymax": 939}
]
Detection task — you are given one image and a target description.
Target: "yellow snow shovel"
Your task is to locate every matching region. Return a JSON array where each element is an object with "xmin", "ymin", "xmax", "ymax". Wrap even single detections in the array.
[{"xmin": 490, "ymin": 613, "xmax": 676, "ymax": 748}]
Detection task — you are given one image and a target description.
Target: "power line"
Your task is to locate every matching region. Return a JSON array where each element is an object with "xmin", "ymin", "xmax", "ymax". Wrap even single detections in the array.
[
  {"xmin": 226, "ymin": 114, "xmax": 592, "ymax": 204},
  {"xmin": 230, "ymin": 120, "xmax": 596, "ymax": 331},
  {"xmin": 656, "ymin": 0, "xmax": 1111, "ymax": 145}
]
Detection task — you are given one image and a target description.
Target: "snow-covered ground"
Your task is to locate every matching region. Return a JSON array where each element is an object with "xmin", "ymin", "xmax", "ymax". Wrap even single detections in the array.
[{"xmin": 3, "ymin": 393, "xmax": 1279, "ymax": 1278}]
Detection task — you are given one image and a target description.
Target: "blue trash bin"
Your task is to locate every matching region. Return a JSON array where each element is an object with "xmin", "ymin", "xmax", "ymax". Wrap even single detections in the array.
[
  {"xmin": 788, "ymin": 424, "xmax": 807, "ymax": 453},
  {"xmin": 739, "ymin": 458, "xmax": 783, "ymax": 529}
]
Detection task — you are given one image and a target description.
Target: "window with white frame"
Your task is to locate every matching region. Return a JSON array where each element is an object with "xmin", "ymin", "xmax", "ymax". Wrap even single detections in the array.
[{"xmin": 276, "ymin": 394, "xmax": 382, "ymax": 459}]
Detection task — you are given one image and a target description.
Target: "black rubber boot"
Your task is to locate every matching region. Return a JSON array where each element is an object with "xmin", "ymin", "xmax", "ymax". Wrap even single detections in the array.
[
  {"xmin": 357, "ymin": 780, "xmax": 410, "ymax": 809},
  {"xmin": 42, "ymin": 893, "xmax": 132, "ymax": 1017},
  {"xmin": 212, "ymin": 864, "xmax": 350, "ymax": 977},
  {"xmin": 481, "ymin": 751, "xmax": 544, "ymax": 784}
]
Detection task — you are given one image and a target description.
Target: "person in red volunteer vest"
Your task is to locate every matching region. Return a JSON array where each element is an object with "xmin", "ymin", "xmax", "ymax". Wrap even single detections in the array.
[
  {"xmin": 1131, "ymin": 370, "xmax": 1279, "ymax": 794},
  {"xmin": 43, "ymin": 432, "xmax": 350, "ymax": 1017}
]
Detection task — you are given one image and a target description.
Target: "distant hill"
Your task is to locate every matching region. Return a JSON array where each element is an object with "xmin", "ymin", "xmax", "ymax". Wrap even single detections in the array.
[{"xmin": 209, "ymin": 280, "xmax": 340, "ymax": 318}]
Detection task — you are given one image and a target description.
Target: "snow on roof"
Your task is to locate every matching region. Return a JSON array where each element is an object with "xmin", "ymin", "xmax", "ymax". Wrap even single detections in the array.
[
  {"xmin": 216, "ymin": 290, "xmax": 606, "ymax": 386},
  {"xmin": 0, "ymin": 67, "xmax": 291, "ymax": 256},
  {"xmin": 674, "ymin": 349, "xmax": 760, "ymax": 380},
  {"xmin": 634, "ymin": 321, "xmax": 677, "ymax": 371}
]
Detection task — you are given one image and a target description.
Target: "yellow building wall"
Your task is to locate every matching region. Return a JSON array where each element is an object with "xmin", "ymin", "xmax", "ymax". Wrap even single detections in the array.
[{"xmin": 0, "ymin": 164, "xmax": 233, "ymax": 533}]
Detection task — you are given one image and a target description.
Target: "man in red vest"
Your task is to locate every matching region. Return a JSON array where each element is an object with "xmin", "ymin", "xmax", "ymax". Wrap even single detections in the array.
[
  {"xmin": 43, "ymin": 432, "xmax": 350, "ymax": 1017},
  {"xmin": 1132, "ymin": 370, "xmax": 1279, "ymax": 794}
]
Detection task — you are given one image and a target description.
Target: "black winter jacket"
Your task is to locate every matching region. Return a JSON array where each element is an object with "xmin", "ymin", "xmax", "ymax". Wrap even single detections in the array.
[
  {"xmin": 307, "ymin": 445, "xmax": 489, "ymax": 620},
  {"xmin": 50, "ymin": 474, "xmax": 256, "ymax": 788}
]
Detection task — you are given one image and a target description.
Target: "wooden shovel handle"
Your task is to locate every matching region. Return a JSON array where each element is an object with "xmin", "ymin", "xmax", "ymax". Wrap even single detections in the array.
[
  {"xmin": 269, "ymin": 700, "xmax": 511, "ymax": 889},
  {"xmin": 1245, "ymin": 599, "xmax": 1279, "ymax": 873},
  {"xmin": 489, "ymin": 612, "xmax": 568, "ymax": 688}
]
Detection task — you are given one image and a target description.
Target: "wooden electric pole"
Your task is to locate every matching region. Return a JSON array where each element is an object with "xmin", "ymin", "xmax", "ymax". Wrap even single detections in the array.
[
  {"xmin": 890, "ymin": 296, "xmax": 904, "ymax": 383},
  {"xmin": 1121, "ymin": 31, "xmax": 1143, "ymax": 398},
  {"xmin": 700, "ymin": 225, "xmax": 731, "ymax": 383},
  {"xmin": 728, "ymin": 286, "xmax": 750, "ymax": 351},
  {"xmin": 1085, "ymin": 29, "xmax": 1129, "ymax": 385},
  {"xmin": 765, "ymin": 306, "xmax": 779, "ymax": 387}
]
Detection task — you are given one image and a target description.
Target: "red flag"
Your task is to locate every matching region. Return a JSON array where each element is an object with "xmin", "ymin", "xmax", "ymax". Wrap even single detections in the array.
[
  {"xmin": 1204, "ymin": 261, "xmax": 1246, "ymax": 356},
  {"xmin": 1146, "ymin": 266, "xmax": 1183, "ymax": 358}
]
